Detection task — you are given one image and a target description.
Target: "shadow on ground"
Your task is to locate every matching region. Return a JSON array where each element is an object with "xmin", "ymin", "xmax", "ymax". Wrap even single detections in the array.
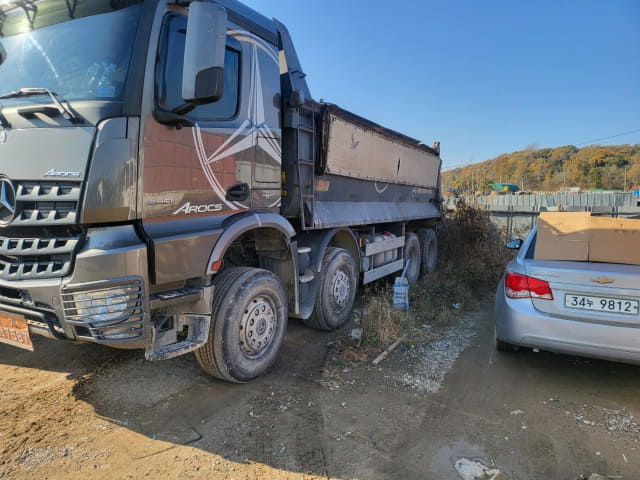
[{"xmin": 2, "ymin": 311, "xmax": 640, "ymax": 479}]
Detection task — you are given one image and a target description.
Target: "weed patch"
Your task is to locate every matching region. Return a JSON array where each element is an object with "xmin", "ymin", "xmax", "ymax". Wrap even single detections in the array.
[{"xmin": 360, "ymin": 203, "xmax": 513, "ymax": 346}]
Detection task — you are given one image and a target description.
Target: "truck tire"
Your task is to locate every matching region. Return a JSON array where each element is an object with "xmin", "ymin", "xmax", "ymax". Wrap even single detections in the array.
[
  {"xmin": 195, "ymin": 267, "xmax": 288, "ymax": 383},
  {"xmin": 304, "ymin": 247, "xmax": 358, "ymax": 331},
  {"xmin": 403, "ymin": 233, "xmax": 422, "ymax": 286},
  {"xmin": 418, "ymin": 228, "xmax": 438, "ymax": 275}
]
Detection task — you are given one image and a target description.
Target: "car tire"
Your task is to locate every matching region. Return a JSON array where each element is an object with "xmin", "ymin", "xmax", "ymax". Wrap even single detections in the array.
[
  {"xmin": 304, "ymin": 247, "xmax": 358, "ymax": 331},
  {"xmin": 403, "ymin": 233, "xmax": 422, "ymax": 286},
  {"xmin": 418, "ymin": 228, "xmax": 438, "ymax": 275},
  {"xmin": 195, "ymin": 267, "xmax": 288, "ymax": 383},
  {"xmin": 496, "ymin": 338, "xmax": 519, "ymax": 352}
]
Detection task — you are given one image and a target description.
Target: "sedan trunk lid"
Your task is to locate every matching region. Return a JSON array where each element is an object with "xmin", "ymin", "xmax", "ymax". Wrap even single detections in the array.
[{"xmin": 524, "ymin": 259, "xmax": 640, "ymax": 325}]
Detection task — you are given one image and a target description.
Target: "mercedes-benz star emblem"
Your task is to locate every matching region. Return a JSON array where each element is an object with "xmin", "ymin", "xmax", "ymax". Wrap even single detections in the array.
[{"xmin": 0, "ymin": 177, "xmax": 16, "ymax": 226}]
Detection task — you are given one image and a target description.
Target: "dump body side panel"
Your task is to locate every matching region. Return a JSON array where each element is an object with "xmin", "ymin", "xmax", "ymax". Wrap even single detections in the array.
[{"xmin": 309, "ymin": 105, "xmax": 442, "ymax": 229}]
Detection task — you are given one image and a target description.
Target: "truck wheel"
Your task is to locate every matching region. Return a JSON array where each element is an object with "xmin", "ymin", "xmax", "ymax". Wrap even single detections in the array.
[
  {"xmin": 418, "ymin": 228, "xmax": 438, "ymax": 275},
  {"xmin": 403, "ymin": 233, "xmax": 422, "ymax": 286},
  {"xmin": 304, "ymin": 247, "xmax": 358, "ymax": 331},
  {"xmin": 195, "ymin": 267, "xmax": 288, "ymax": 383}
]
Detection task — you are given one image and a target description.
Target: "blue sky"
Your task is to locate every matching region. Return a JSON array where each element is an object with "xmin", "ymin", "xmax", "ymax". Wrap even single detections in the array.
[{"xmin": 241, "ymin": 0, "xmax": 640, "ymax": 170}]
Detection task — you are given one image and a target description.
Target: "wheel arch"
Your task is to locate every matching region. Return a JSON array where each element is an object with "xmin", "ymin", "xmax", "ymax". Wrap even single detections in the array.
[
  {"xmin": 293, "ymin": 227, "xmax": 360, "ymax": 320},
  {"xmin": 298, "ymin": 227, "xmax": 360, "ymax": 274},
  {"xmin": 206, "ymin": 212, "xmax": 296, "ymax": 274},
  {"xmin": 206, "ymin": 213, "xmax": 299, "ymax": 316}
]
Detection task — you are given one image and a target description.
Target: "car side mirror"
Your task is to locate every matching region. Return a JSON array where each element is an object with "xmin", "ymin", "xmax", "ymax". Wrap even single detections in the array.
[
  {"xmin": 0, "ymin": 43, "xmax": 6, "ymax": 65},
  {"xmin": 506, "ymin": 239, "xmax": 523, "ymax": 250},
  {"xmin": 182, "ymin": 1, "xmax": 227, "ymax": 105}
]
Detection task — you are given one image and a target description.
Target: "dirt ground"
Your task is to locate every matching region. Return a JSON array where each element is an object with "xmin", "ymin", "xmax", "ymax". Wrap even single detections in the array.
[{"xmin": 1, "ymin": 304, "xmax": 640, "ymax": 480}]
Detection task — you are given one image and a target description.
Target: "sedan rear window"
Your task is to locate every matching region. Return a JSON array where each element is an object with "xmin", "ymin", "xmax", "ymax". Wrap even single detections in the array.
[{"xmin": 525, "ymin": 234, "xmax": 537, "ymax": 259}]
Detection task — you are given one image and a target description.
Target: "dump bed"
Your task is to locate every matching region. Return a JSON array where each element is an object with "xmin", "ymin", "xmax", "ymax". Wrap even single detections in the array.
[
  {"xmin": 298, "ymin": 104, "xmax": 442, "ymax": 229},
  {"xmin": 319, "ymin": 105, "xmax": 441, "ymax": 189}
]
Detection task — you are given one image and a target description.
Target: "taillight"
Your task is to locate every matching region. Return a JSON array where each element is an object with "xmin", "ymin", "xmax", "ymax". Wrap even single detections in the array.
[{"xmin": 505, "ymin": 272, "xmax": 553, "ymax": 300}]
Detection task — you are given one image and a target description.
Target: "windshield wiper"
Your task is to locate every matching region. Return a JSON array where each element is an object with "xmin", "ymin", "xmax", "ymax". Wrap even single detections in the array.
[{"xmin": 0, "ymin": 87, "xmax": 81, "ymax": 123}]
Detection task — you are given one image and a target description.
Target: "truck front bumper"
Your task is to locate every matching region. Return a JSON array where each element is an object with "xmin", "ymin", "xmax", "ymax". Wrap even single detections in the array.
[{"xmin": 0, "ymin": 225, "xmax": 151, "ymax": 349}]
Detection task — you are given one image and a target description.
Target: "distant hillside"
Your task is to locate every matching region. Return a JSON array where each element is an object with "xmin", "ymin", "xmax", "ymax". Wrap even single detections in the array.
[{"xmin": 443, "ymin": 144, "xmax": 640, "ymax": 193}]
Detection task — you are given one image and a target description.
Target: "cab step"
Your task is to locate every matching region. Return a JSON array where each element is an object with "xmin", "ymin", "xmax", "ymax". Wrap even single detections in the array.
[{"xmin": 150, "ymin": 287, "xmax": 202, "ymax": 310}]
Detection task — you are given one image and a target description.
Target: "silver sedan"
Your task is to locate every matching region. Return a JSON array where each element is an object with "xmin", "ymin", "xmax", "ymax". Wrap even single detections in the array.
[{"xmin": 495, "ymin": 226, "xmax": 640, "ymax": 363}]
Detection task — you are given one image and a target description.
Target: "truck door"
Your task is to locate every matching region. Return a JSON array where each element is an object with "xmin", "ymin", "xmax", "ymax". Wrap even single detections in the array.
[
  {"xmin": 141, "ymin": 10, "xmax": 254, "ymax": 222},
  {"xmin": 247, "ymin": 33, "xmax": 282, "ymax": 211}
]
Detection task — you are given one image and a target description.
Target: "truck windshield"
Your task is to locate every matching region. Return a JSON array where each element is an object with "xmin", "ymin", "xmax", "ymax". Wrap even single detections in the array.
[{"xmin": 0, "ymin": 0, "xmax": 142, "ymax": 102}]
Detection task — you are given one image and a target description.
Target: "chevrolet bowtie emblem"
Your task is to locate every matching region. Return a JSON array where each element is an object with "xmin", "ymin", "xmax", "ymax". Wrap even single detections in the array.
[{"xmin": 591, "ymin": 277, "xmax": 614, "ymax": 285}]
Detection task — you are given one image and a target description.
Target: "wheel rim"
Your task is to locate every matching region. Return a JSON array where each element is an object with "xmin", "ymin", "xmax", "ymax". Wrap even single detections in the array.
[
  {"xmin": 239, "ymin": 295, "xmax": 277, "ymax": 358},
  {"xmin": 331, "ymin": 270, "xmax": 351, "ymax": 310}
]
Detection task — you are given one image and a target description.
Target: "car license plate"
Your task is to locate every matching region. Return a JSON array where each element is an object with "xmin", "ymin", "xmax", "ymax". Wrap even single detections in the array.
[
  {"xmin": 565, "ymin": 294, "xmax": 639, "ymax": 315},
  {"xmin": 0, "ymin": 312, "xmax": 34, "ymax": 351}
]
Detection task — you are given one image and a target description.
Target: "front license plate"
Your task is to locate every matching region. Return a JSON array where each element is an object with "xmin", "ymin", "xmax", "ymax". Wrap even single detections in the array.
[
  {"xmin": 0, "ymin": 312, "xmax": 34, "ymax": 351},
  {"xmin": 565, "ymin": 294, "xmax": 640, "ymax": 315}
]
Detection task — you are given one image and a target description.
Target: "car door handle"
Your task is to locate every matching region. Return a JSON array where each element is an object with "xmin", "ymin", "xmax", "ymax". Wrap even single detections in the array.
[{"xmin": 226, "ymin": 182, "xmax": 250, "ymax": 202}]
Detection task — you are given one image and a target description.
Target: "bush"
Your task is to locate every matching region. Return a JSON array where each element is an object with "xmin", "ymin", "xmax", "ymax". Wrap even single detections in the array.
[
  {"xmin": 438, "ymin": 202, "xmax": 512, "ymax": 294},
  {"xmin": 361, "ymin": 203, "xmax": 512, "ymax": 345}
]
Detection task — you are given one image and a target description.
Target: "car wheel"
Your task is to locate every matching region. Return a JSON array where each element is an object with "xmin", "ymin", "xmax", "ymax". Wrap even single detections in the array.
[
  {"xmin": 496, "ymin": 338, "xmax": 519, "ymax": 352},
  {"xmin": 195, "ymin": 267, "xmax": 288, "ymax": 383},
  {"xmin": 418, "ymin": 228, "xmax": 438, "ymax": 275},
  {"xmin": 304, "ymin": 247, "xmax": 358, "ymax": 331},
  {"xmin": 403, "ymin": 233, "xmax": 422, "ymax": 286}
]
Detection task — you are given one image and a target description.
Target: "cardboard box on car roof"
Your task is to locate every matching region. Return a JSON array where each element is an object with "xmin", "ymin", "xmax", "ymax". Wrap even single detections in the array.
[{"xmin": 535, "ymin": 212, "xmax": 640, "ymax": 265}]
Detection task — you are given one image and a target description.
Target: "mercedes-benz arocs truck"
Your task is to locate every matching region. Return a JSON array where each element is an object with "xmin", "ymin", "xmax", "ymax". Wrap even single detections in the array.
[{"xmin": 0, "ymin": 0, "xmax": 442, "ymax": 382}]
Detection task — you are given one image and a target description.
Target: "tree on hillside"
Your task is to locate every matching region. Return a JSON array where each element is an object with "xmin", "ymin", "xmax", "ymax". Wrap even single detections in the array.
[
  {"xmin": 589, "ymin": 167, "xmax": 603, "ymax": 189},
  {"xmin": 442, "ymin": 144, "xmax": 640, "ymax": 192}
]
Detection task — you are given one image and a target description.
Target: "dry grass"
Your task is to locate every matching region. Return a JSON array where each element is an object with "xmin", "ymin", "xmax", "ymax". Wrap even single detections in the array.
[
  {"xmin": 360, "ymin": 289, "xmax": 410, "ymax": 346},
  {"xmin": 359, "ymin": 203, "xmax": 513, "ymax": 347}
]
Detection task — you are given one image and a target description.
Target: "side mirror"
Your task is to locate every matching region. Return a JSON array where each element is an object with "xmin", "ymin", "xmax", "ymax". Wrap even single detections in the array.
[
  {"xmin": 506, "ymin": 239, "xmax": 523, "ymax": 250},
  {"xmin": 182, "ymin": 2, "xmax": 227, "ymax": 105},
  {"xmin": 0, "ymin": 42, "xmax": 6, "ymax": 65}
]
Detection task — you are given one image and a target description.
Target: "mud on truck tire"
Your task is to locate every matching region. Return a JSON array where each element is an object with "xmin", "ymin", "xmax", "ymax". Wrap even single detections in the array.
[{"xmin": 195, "ymin": 267, "xmax": 288, "ymax": 383}]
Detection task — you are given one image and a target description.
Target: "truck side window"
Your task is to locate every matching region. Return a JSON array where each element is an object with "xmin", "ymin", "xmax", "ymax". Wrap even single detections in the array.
[{"xmin": 156, "ymin": 14, "xmax": 239, "ymax": 120}]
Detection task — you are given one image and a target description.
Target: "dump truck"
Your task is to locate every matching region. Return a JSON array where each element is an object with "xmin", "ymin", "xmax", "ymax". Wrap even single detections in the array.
[{"xmin": 0, "ymin": 0, "xmax": 442, "ymax": 382}]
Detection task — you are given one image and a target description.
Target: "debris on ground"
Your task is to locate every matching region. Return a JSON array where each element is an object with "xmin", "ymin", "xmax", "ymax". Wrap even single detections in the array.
[
  {"xmin": 392, "ymin": 261, "xmax": 411, "ymax": 310},
  {"xmin": 348, "ymin": 328, "xmax": 363, "ymax": 347},
  {"xmin": 372, "ymin": 335, "xmax": 407, "ymax": 366},
  {"xmin": 454, "ymin": 458, "xmax": 504, "ymax": 480},
  {"xmin": 574, "ymin": 474, "xmax": 621, "ymax": 480},
  {"xmin": 551, "ymin": 400, "xmax": 640, "ymax": 436},
  {"xmin": 400, "ymin": 314, "xmax": 477, "ymax": 392}
]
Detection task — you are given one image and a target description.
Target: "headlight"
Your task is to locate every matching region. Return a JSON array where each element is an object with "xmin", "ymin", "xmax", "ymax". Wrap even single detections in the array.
[
  {"xmin": 62, "ymin": 278, "xmax": 144, "ymax": 325},
  {"xmin": 61, "ymin": 278, "xmax": 146, "ymax": 342},
  {"xmin": 73, "ymin": 287, "xmax": 136, "ymax": 322}
]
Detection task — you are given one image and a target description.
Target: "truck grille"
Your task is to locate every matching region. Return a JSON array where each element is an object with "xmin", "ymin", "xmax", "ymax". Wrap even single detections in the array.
[
  {"xmin": 0, "ymin": 179, "xmax": 83, "ymax": 280},
  {"xmin": 0, "ymin": 229, "xmax": 81, "ymax": 280},
  {"xmin": 12, "ymin": 180, "xmax": 81, "ymax": 226}
]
